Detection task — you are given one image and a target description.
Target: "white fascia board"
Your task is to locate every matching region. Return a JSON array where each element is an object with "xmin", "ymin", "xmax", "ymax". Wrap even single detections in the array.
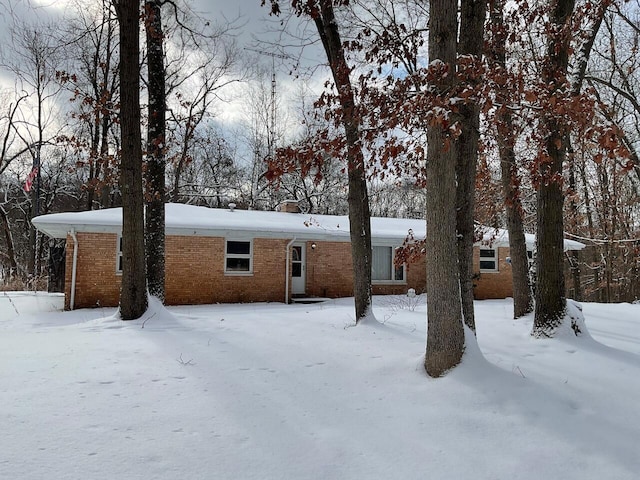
[
  {"xmin": 165, "ymin": 226, "xmax": 352, "ymax": 242},
  {"xmin": 31, "ymin": 220, "xmax": 120, "ymax": 239}
]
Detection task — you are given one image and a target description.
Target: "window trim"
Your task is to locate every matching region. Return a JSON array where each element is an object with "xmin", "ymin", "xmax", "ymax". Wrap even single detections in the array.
[
  {"xmin": 224, "ymin": 239, "xmax": 253, "ymax": 276},
  {"xmin": 372, "ymin": 245, "xmax": 406, "ymax": 284},
  {"xmin": 479, "ymin": 247, "xmax": 498, "ymax": 273}
]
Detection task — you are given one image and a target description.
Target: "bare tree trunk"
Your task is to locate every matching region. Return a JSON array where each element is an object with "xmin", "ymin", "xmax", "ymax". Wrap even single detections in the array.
[
  {"xmin": 532, "ymin": 0, "xmax": 575, "ymax": 336},
  {"xmin": 580, "ymin": 155, "xmax": 601, "ymax": 301},
  {"xmin": 490, "ymin": 0, "xmax": 533, "ymax": 319},
  {"xmin": 455, "ymin": 0, "xmax": 486, "ymax": 332},
  {"xmin": 313, "ymin": 0, "xmax": 373, "ymax": 322},
  {"xmin": 564, "ymin": 1, "xmax": 606, "ymax": 303},
  {"xmin": 115, "ymin": 0, "xmax": 147, "ymax": 320},
  {"xmin": 534, "ymin": 120, "xmax": 567, "ymax": 335},
  {"xmin": 567, "ymin": 159, "xmax": 582, "ymax": 301},
  {"xmin": 501, "ymin": 142, "xmax": 534, "ymax": 317},
  {"xmin": 0, "ymin": 205, "xmax": 19, "ymax": 279},
  {"xmin": 47, "ymin": 239, "xmax": 65, "ymax": 292},
  {"xmin": 425, "ymin": 0, "xmax": 465, "ymax": 376},
  {"xmin": 144, "ymin": 0, "xmax": 166, "ymax": 302}
]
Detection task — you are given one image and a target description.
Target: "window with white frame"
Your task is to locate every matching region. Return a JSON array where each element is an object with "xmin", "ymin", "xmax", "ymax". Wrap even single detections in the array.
[
  {"xmin": 225, "ymin": 240, "xmax": 253, "ymax": 274},
  {"xmin": 372, "ymin": 246, "xmax": 405, "ymax": 283},
  {"xmin": 116, "ymin": 234, "xmax": 123, "ymax": 274},
  {"xmin": 479, "ymin": 248, "xmax": 498, "ymax": 272}
]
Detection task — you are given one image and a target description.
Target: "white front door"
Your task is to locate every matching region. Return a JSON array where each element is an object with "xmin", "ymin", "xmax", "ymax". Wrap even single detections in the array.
[{"xmin": 291, "ymin": 243, "xmax": 306, "ymax": 295}]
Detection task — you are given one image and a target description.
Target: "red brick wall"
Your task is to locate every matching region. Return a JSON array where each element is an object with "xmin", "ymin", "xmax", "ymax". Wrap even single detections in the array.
[
  {"xmin": 164, "ymin": 236, "xmax": 287, "ymax": 305},
  {"xmin": 66, "ymin": 233, "xmax": 509, "ymax": 309},
  {"xmin": 472, "ymin": 246, "xmax": 515, "ymax": 300},
  {"xmin": 305, "ymin": 241, "xmax": 354, "ymax": 298},
  {"xmin": 304, "ymin": 241, "xmax": 426, "ymax": 298},
  {"xmin": 64, "ymin": 233, "xmax": 120, "ymax": 310},
  {"xmin": 65, "ymin": 234, "xmax": 291, "ymax": 309}
]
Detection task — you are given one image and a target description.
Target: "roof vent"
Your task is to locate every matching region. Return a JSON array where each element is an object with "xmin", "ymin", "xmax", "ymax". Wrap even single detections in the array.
[{"xmin": 228, "ymin": 202, "xmax": 236, "ymax": 212}]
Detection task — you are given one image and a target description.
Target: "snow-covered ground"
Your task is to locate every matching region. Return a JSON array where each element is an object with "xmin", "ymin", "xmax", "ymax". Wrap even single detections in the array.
[{"xmin": 1, "ymin": 291, "xmax": 639, "ymax": 480}]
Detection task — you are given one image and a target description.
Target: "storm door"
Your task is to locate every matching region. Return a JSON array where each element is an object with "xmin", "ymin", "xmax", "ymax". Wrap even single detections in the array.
[{"xmin": 291, "ymin": 244, "xmax": 306, "ymax": 295}]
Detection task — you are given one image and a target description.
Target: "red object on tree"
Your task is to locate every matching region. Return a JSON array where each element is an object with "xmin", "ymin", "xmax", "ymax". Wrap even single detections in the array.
[{"xmin": 23, "ymin": 167, "xmax": 38, "ymax": 192}]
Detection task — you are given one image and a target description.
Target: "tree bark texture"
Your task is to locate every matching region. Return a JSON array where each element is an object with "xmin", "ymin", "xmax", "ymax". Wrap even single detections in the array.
[
  {"xmin": 0, "ymin": 205, "xmax": 19, "ymax": 279},
  {"xmin": 490, "ymin": 0, "xmax": 533, "ymax": 319},
  {"xmin": 564, "ymin": 2, "xmax": 606, "ymax": 303},
  {"xmin": 425, "ymin": 0, "xmax": 465, "ymax": 377},
  {"xmin": 144, "ymin": 0, "xmax": 166, "ymax": 302},
  {"xmin": 500, "ymin": 133, "xmax": 534, "ymax": 317},
  {"xmin": 455, "ymin": 0, "xmax": 486, "ymax": 332},
  {"xmin": 47, "ymin": 239, "xmax": 65, "ymax": 293},
  {"xmin": 533, "ymin": 0, "xmax": 575, "ymax": 336},
  {"xmin": 115, "ymin": 0, "xmax": 148, "ymax": 320},
  {"xmin": 314, "ymin": 0, "xmax": 373, "ymax": 322}
]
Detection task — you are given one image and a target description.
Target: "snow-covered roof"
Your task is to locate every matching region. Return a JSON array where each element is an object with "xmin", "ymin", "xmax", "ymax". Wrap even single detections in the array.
[
  {"xmin": 476, "ymin": 225, "xmax": 585, "ymax": 251},
  {"xmin": 32, "ymin": 203, "xmax": 585, "ymax": 250},
  {"xmin": 32, "ymin": 203, "xmax": 420, "ymax": 244}
]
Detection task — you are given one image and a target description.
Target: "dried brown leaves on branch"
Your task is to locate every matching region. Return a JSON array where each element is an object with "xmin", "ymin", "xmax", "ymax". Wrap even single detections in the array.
[{"xmin": 263, "ymin": 0, "xmax": 631, "ymax": 212}]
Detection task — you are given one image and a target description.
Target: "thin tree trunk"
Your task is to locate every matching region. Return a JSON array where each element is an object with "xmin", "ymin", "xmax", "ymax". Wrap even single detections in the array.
[
  {"xmin": 580, "ymin": 155, "xmax": 601, "ymax": 301},
  {"xmin": 455, "ymin": 0, "xmax": 486, "ymax": 332},
  {"xmin": 490, "ymin": 0, "xmax": 534, "ymax": 319},
  {"xmin": 425, "ymin": 0, "xmax": 465, "ymax": 376},
  {"xmin": 500, "ymin": 135, "xmax": 534, "ymax": 317},
  {"xmin": 314, "ymin": 0, "xmax": 373, "ymax": 322},
  {"xmin": 567, "ymin": 152, "xmax": 582, "ymax": 300},
  {"xmin": 565, "ymin": 1, "xmax": 606, "ymax": 302},
  {"xmin": 0, "ymin": 205, "xmax": 19, "ymax": 279},
  {"xmin": 115, "ymin": 0, "xmax": 147, "ymax": 320},
  {"xmin": 144, "ymin": 0, "xmax": 166, "ymax": 302}
]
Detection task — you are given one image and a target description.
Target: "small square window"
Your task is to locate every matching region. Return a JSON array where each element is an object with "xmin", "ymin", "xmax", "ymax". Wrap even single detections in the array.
[{"xmin": 479, "ymin": 248, "xmax": 498, "ymax": 272}]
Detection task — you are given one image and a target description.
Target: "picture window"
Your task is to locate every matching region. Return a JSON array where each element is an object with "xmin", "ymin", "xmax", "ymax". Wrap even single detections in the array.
[{"xmin": 372, "ymin": 246, "xmax": 406, "ymax": 283}]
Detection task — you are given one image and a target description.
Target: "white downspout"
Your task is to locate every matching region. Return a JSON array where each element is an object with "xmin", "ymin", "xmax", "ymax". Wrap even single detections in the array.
[
  {"xmin": 69, "ymin": 229, "xmax": 78, "ymax": 310},
  {"xmin": 285, "ymin": 237, "xmax": 297, "ymax": 304}
]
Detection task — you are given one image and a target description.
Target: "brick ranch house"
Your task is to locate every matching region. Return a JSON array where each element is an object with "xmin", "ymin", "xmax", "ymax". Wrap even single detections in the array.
[{"xmin": 32, "ymin": 202, "xmax": 585, "ymax": 310}]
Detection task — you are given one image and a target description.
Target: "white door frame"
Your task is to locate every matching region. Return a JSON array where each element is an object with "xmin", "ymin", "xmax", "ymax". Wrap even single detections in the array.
[{"xmin": 291, "ymin": 243, "xmax": 306, "ymax": 295}]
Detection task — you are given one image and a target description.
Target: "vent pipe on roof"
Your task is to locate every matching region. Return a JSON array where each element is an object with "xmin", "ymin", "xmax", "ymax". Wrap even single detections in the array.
[{"xmin": 228, "ymin": 202, "xmax": 236, "ymax": 212}]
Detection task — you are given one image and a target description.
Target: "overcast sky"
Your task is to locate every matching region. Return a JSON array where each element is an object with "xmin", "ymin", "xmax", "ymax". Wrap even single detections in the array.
[
  {"xmin": 1, "ymin": 0, "xmax": 337, "ymax": 101},
  {"xmin": 0, "ymin": 0, "xmax": 327, "ymax": 141}
]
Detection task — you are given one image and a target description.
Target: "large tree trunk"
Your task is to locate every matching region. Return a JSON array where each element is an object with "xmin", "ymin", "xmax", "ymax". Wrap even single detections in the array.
[
  {"xmin": 314, "ymin": 0, "xmax": 373, "ymax": 322},
  {"xmin": 425, "ymin": 0, "xmax": 465, "ymax": 377},
  {"xmin": 533, "ymin": 0, "xmax": 575, "ymax": 336},
  {"xmin": 144, "ymin": 0, "xmax": 166, "ymax": 302},
  {"xmin": 115, "ymin": 0, "xmax": 147, "ymax": 320},
  {"xmin": 490, "ymin": 0, "xmax": 533, "ymax": 319},
  {"xmin": 534, "ymin": 121, "xmax": 567, "ymax": 335},
  {"xmin": 455, "ymin": 0, "xmax": 486, "ymax": 332}
]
